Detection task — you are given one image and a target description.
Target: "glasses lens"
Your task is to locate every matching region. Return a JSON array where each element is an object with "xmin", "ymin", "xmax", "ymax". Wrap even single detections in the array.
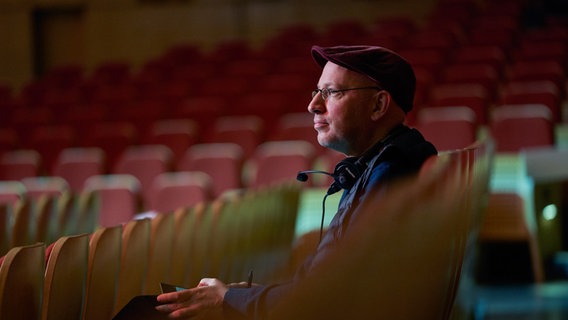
[{"xmin": 311, "ymin": 90, "xmax": 318, "ymax": 98}]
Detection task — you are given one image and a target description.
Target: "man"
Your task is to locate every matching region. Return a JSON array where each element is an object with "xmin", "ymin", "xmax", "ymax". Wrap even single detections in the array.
[{"xmin": 155, "ymin": 45, "xmax": 437, "ymax": 319}]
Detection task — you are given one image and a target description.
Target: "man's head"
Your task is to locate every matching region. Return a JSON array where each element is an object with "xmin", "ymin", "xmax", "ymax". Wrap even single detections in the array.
[
  {"xmin": 308, "ymin": 45, "xmax": 415, "ymax": 156},
  {"xmin": 311, "ymin": 45, "xmax": 416, "ymax": 113}
]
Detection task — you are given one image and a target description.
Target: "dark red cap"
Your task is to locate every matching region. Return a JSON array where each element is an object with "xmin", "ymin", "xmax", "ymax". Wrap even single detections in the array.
[{"xmin": 311, "ymin": 45, "xmax": 416, "ymax": 113}]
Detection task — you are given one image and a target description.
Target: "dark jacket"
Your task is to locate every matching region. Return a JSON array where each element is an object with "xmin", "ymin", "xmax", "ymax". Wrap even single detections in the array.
[{"xmin": 223, "ymin": 125, "xmax": 437, "ymax": 319}]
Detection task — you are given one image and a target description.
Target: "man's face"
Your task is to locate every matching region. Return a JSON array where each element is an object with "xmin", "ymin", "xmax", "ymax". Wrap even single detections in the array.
[{"xmin": 308, "ymin": 62, "xmax": 379, "ymax": 156}]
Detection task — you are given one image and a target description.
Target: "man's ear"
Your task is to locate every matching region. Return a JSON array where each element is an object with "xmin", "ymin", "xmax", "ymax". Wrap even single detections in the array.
[{"xmin": 371, "ymin": 91, "xmax": 390, "ymax": 121}]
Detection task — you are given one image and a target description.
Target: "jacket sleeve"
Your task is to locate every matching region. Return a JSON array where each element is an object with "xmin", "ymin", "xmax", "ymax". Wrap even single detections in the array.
[{"xmin": 223, "ymin": 282, "xmax": 295, "ymax": 319}]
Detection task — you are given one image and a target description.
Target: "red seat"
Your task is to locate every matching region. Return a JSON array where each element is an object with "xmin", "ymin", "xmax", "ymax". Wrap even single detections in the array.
[
  {"xmin": 149, "ymin": 171, "xmax": 213, "ymax": 213},
  {"xmin": 506, "ymin": 61, "xmax": 565, "ymax": 97},
  {"xmin": 429, "ymin": 83, "xmax": 491, "ymax": 124},
  {"xmin": 397, "ymin": 49, "xmax": 446, "ymax": 74},
  {"xmin": 0, "ymin": 149, "xmax": 41, "ymax": 180},
  {"xmin": 52, "ymin": 147, "xmax": 106, "ymax": 193},
  {"xmin": 467, "ymin": 28, "xmax": 519, "ymax": 50},
  {"xmin": 178, "ymin": 143, "xmax": 245, "ymax": 198},
  {"xmin": 145, "ymin": 119, "xmax": 199, "ymax": 165},
  {"xmin": 205, "ymin": 115, "xmax": 264, "ymax": 159},
  {"xmin": 440, "ymin": 63, "xmax": 501, "ymax": 99},
  {"xmin": 452, "ymin": 45, "xmax": 508, "ymax": 72},
  {"xmin": 84, "ymin": 122, "xmax": 138, "ymax": 171},
  {"xmin": 27, "ymin": 124, "xmax": 75, "ymax": 174},
  {"xmin": 515, "ymin": 40, "xmax": 568, "ymax": 63},
  {"xmin": 232, "ymin": 92, "xmax": 290, "ymax": 123},
  {"xmin": 83, "ymin": 174, "xmax": 142, "ymax": 227},
  {"xmin": 249, "ymin": 140, "xmax": 316, "ymax": 188},
  {"xmin": 500, "ymin": 80, "xmax": 562, "ymax": 123},
  {"xmin": 174, "ymin": 95, "xmax": 226, "ymax": 124},
  {"xmin": 269, "ymin": 112, "xmax": 324, "ymax": 155},
  {"xmin": 490, "ymin": 104, "xmax": 555, "ymax": 153},
  {"xmin": 414, "ymin": 106, "xmax": 478, "ymax": 151},
  {"xmin": 0, "ymin": 128, "xmax": 18, "ymax": 155},
  {"xmin": 113, "ymin": 145, "xmax": 174, "ymax": 210}
]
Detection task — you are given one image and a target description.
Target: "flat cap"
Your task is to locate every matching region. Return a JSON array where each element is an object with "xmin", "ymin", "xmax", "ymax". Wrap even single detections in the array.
[{"xmin": 311, "ymin": 45, "xmax": 416, "ymax": 113}]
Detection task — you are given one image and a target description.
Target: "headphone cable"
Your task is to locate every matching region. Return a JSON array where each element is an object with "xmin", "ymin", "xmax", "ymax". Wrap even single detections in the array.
[{"xmin": 319, "ymin": 193, "xmax": 330, "ymax": 244}]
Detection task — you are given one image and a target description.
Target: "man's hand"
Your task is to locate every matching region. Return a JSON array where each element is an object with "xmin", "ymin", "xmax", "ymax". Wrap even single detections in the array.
[{"xmin": 155, "ymin": 278, "xmax": 228, "ymax": 319}]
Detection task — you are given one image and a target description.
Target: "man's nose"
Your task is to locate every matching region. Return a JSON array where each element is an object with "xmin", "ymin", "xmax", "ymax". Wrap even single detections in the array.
[{"xmin": 308, "ymin": 94, "xmax": 324, "ymax": 114}]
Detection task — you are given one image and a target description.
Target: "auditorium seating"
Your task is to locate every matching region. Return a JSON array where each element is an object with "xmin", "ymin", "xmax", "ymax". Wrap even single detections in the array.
[
  {"xmin": 42, "ymin": 234, "xmax": 89, "ymax": 320},
  {"xmin": 148, "ymin": 171, "xmax": 213, "ymax": 213},
  {"xmin": 0, "ymin": 242, "xmax": 45, "ymax": 320},
  {"xmin": 114, "ymin": 218, "xmax": 151, "ymax": 316},
  {"xmin": 112, "ymin": 144, "xmax": 174, "ymax": 210},
  {"xmin": 0, "ymin": 2, "xmax": 566, "ymax": 318},
  {"xmin": 0, "ymin": 149, "xmax": 42, "ymax": 181},
  {"xmin": 414, "ymin": 106, "xmax": 478, "ymax": 151},
  {"xmin": 83, "ymin": 174, "xmax": 142, "ymax": 227},
  {"xmin": 178, "ymin": 142, "xmax": 245, "ymax": 198},
  {"xmin": 83, "ymin": 225, "xmax": 122, "ymax": 320},
  {"xmin": 248, "ymin": 140, "xmax": 316, "ymax": 189},
  {"xmin": 52, "ymin": 147, "xmax": 106, "ymax": 193},
  {"xmin": 490, "ymin": 104, "xmax": 555, "ymax": 153}
]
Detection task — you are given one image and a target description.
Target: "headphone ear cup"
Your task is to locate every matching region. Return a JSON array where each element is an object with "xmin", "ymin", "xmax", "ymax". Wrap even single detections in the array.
[{"xmin": 333, "ymin": 157, "xmax": 364, "ymax": 190}]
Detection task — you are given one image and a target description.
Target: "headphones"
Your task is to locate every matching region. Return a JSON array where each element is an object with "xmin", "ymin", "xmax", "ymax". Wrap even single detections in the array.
[{"xmin": 297, "ymin": 125, "xmax": 408, "ymax": 195}]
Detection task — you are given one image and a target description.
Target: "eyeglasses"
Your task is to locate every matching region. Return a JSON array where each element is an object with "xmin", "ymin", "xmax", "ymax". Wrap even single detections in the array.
[{"xmin": 311, "ymin": 86, "xmax": 383, "ymax": 101}]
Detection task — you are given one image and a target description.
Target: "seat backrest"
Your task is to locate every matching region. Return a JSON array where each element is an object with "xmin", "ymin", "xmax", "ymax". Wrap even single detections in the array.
[
  {"xmin": 0, "ymin": 204, "xmax": 11, "ymax": 256},
  {"xmin": 28, "ymin": 124, "xmax": 75, "ymax": 174},
  {"xmin": 249, "ymin": 140, "xmax": 316, "ymax": 188},
  {"xmin": 84, "ymin": 121, "xmax": 138, "ymax": 171},
  {"xmin": 0, "ymin": 180, "xmax": 26, "ymax": 207},
  {"xmin": 429, "ymin": 83, "xmax": 490, "ymax": 124},
  {"xmin": 146, "ymin": 119, "xmax": 199, "ymax": 165},
  {"xmin": 500, "ymin": 80, "xmax": 561, "ymax": 122},
  {"xmin": 114, "ymin": 218, "xmax": 151, "ymax": 316},
  {"xmin": 149, "ymin": 171, "xmax": 213, "ymax": 214},
  {"xmin": 270, "ymin": 112, "xmax": 324, "ymax": 155},
  {"xmin": 0, "ymin": 149, "xmax": 42, "ymax": 180},
  {"xmin": 178, "ymin": 143, "xmax": 245, "ymax": 197},
  {"xmin": 83, "ymin": 225, "xmax": 122, "ymax": 320},
  {"xmin": 205, "ymin": 115, "xmax": 264, "ymax": 159},
  {"xmin": 414, "ymin": 106, "xmax": 478, "ymax": 151},
  {"xmin": 113, "ymin": 144, "xmax": 174, "ymax": 210},
  {"xmin": 490, "ymin": 104, "xmax": 555, "ymax": 153},
  {"xmin": 42, "ymin": 234, "xmax": 89, "ymax": 320},
  {"xmin": 169, "ymin": 204, "xmax": 206, "ymax": 287},
  {"xmin": 21, "ymin": 176, "xmax": 70, "ymax": 200},
  {"xmin": 33, "ymin": 195, "xmax": 58, "ymax": 244},
  {"xmin": 11, "ymin": 198, "xmax": 34, "ymax": 247},
  {"xmin": 144, "ymin": 213, "xmax": 175, "ymax": 294},
  {"xmin": 0, "ymin": 242, "xmax": 45, "ymax": 320},
  {"xmin": 83, "ymin": 174, "xmax": 142, "ymax": 228},
  {"xmin": 52, "ymin": 147, "xmax": 106, "ymax": 193}
]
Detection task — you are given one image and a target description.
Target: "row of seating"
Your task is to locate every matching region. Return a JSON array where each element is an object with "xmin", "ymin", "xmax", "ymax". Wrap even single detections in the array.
[
  {"xmin": 0, "ymin": 1, "xmax": 566, "ymax": 138},
  {"xmin": 0, "ymin": 111, "xmax": 321, "ymax": 170},
  {"xmin": 0, "ymin": 189, "xmax": 96, "ymax": 256},
  {"xmin": 0, "ymin": 132, "xmax": 548, "ymax": 318},
  {"xmin": 415, "ymin": 103, "xmax": 558, "ymax": 152},
  {"xmin": 0, "ymin": 138, "xmax": 340, "ymax": 213},
  {"xmin": 0, "ymin": 183, "xmax": 301, "ymax": 319}
]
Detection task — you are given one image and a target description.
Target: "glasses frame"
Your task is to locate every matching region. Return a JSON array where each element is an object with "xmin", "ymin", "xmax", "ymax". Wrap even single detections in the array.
[{"xmin": 311, "ymin": 86, "xmax": 383, "ymax": 100}]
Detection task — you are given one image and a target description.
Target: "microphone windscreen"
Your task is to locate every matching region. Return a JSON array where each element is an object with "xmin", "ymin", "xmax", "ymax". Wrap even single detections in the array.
[{"xmin": 296, "ymin": 172, "xmax": 309, "ymax": 182}]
